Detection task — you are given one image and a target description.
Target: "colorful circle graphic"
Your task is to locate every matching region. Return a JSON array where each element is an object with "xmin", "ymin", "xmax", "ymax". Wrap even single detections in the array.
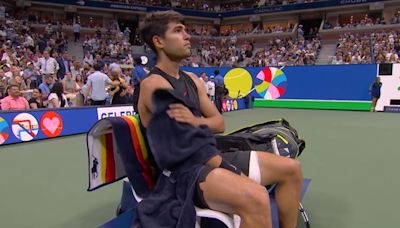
[
  {"xmin": 12, "ymin": 113, "xmax": 39, "ymax": 142},
  {"xmin": 255, "ymin": 67, "xmax": 287, "ymax": 99},
  {"xmin": 40, "ymin": 112, "xmax": 63, "ymax": 138},
  {"xmin": 224, "ymin": 68, "xmax": 253, "ymax": 98},
  {"xmin": 0, "ymin": 117, "xmax": 10, "ymax": 145}
]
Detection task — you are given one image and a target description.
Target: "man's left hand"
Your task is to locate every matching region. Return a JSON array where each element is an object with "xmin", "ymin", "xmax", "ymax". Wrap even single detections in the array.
[{"xmin": 167, "ymin": 103, "xmax": 199, "ymax": 127}]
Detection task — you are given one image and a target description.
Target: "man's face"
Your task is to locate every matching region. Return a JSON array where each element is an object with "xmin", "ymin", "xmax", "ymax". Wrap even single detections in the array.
[
  {"xmin": 15, "ymin": 76, "xmax": 22, "ymax": 84},
  {"xmin": 156, "ymin": 22, "xmax": 192, "ymax": 61},
  {"xmin": 32, "ymin": 89, "xmax": 41, "ymax": 98},
  {"xmin": 46, "ymin": 76, "xmax": 53, "ymax": 84},
  {"xmin": 63, "ymin": 52, "xmax": 69, "ymax": 59},
  {"xmin": 8, "ymin": 86, "xmax": 19, "ymax": 97},
  {"xmin": 11, "ymin": 67, "xmax": 20, "ymax": 77},
  {"xmin": 43, "ymin": 51, "xmax": 49, "ymax": 58}
]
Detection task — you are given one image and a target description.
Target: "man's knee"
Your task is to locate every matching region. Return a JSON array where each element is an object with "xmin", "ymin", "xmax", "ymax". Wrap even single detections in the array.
[
  {"xmin": 285, "ymin": 159, "xmax": 302, "ymax": 179},
  {"xmin": 237, "ymin": 184, "xmax": 270, "ymax": 214}
]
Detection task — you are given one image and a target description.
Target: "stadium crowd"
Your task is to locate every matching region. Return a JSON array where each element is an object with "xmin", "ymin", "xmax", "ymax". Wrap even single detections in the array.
[
  {"xmin": 1, "ymin": 5, "xmax": 400, "ymax": 111},
  {"xmin": 100, "ymin": 0, "xmax": 325, "ymax": 11},
  {"xmin": 332, "ymin": 30, "xmax": 400, "ymax": 64}
]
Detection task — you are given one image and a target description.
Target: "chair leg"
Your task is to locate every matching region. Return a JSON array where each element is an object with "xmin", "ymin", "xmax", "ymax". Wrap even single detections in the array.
[{"xmin": 299, "ymin": 202, "xmax": 310, "ymax": 228}]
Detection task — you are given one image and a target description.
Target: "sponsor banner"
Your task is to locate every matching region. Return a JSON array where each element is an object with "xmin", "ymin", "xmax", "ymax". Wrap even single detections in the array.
[
  {"xmin": 222, "ymin": 98, "xmax": 246, "ymax": 112},
  {"xmin": 97, "ymin": 106, "xmax": 135, "ymax": 120},
  {"xmin": 384, "ymin": 106, "xmax": 400, "ymax": 113},
  {"xmin": 0, "ymin": 105, "xmax": 133, "ymax": 146},
  {"xmin": 183, "ymin": 64, "xmax": 378, "ymax": 111}
]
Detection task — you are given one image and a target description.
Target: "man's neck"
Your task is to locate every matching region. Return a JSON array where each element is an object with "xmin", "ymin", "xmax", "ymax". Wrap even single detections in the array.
[{"xmin": 155, "ymin": 58, "xmax": 181, "ymax": 79}]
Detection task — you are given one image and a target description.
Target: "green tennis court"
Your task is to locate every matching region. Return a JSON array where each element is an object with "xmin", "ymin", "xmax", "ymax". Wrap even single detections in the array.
[{"xmin": 0, "ymin": 108, "xmax": 398, "ymax": 228}]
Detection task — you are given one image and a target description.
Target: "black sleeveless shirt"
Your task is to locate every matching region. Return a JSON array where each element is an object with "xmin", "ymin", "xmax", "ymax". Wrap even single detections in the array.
[
  {"xmin": 149, "ymin": 67, "xmax": 200, "ymax": 114},
  {"xmin": 139, "ymin": 67, "xmax": 201, "ymax": 168},
  {"xmin": 139, "ymin": 67, "xmax": 201, "ymax": 132}
]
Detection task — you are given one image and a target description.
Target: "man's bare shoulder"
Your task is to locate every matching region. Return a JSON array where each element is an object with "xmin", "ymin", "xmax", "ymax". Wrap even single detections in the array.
[
  {"xmin": 141, "ymin": 73, "xmax": 172, "ymax": 90},
  {"xmin": 183, "ymin": 71, "xmax": 201, "ymax": 85}
]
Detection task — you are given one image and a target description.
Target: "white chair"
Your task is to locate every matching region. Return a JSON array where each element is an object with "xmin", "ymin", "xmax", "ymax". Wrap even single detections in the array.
[{"xmin": 122, "ymin": 178, "xmax": 241, "ymax": 228}]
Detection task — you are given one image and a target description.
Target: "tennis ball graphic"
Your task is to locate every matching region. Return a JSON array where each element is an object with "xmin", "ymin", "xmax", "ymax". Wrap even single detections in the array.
[{"xmin": 224, "ymin": 68, "xmax": 253, "ymax": 98}]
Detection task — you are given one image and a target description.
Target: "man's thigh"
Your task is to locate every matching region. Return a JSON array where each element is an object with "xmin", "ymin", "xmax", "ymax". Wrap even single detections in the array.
[
  {"xmin": 255, "ymin": 151, "xmax": 301, "ymax": 186},
  {"xmin": 199, "ymin": 167, "xmax": 268, "ymax": 215}
]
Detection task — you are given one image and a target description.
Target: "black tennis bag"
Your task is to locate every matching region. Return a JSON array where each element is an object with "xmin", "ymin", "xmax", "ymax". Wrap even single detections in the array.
[{"xmin": 216, "ymin": 118, "xmax": 305, "ymax": 158}]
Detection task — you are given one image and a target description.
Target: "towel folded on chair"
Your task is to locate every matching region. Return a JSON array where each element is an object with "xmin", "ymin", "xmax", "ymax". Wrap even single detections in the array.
[{"xmin": 86, "ymin": 115, "xmax": 157, "ymax": 194}]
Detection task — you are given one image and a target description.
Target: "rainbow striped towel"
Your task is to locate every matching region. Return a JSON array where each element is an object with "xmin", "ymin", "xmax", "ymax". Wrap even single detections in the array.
[{"xmin": 86, "ymin": 115, "xmax": 158, "ymax": 194}]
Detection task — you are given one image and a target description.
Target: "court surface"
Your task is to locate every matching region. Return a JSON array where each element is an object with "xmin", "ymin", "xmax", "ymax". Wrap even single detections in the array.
[{"xmin": 0, "ymin": 108, "xmax": 399, "ymax": 228}]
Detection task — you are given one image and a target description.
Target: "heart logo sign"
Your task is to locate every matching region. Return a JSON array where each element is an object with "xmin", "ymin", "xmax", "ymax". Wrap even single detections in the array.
[{"xmin": 40, "ymin": 112, "xmax": 63, "ymax": 137}]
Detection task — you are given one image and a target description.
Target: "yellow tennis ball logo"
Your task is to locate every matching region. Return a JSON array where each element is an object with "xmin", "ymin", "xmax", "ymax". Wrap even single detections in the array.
[{"xmin": 224, "ymin": 68, "xmax": 253, "ymax": 98}]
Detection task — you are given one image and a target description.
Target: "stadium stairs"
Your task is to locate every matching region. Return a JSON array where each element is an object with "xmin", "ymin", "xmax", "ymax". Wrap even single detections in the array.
[{"xmin": 316, "ymin": 42, "xmax": 337, "ymax": 65}]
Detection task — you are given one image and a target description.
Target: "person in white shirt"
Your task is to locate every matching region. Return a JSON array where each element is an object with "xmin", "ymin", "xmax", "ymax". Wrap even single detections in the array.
[
  {"xmin": 83, "ymin": 51, "xmax": 94, "ymax": 66},
  {"xmin": 38, "ymin": 50, "xmax": 59, "ymax": 77},
  {"xmin": 73, "ymin": 22, "xmax": 81, "ymax": 42},
  {"xmin": 84, "ymin": 63, "xmax": 120, "ymax": 106},
  {"xmin": 1, "ymin": 48, "xmax": 13, "ymax": 65},
  {"xmin": 199, "ymin": 71, "xmax": 208, "ymax": 91},
  {"xmin": 47, "ymin": 82, "xmax": 69, "ymax": 108},
  {"xmin": 3, "ymin": 64, "xmax": 12, "ymax": 79},
  {"xmin": 207, "ymin": 75, "xmax": 215, "ymax": 102}
]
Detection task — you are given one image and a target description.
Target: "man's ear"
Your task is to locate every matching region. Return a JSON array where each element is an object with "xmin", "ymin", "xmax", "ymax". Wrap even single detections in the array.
[{"xmin": 153, "ymin": 36, "xmax": 164, "ymax": 50}]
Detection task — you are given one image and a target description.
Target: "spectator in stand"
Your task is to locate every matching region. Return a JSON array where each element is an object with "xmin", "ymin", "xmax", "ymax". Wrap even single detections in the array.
[
  {"xmin": 213, "ymin": 69, "xmax": 224, "ymax": 113},
  {"xmin": 109, "ymin": 68, "xmax": 128, "ymax": 105},
  {"xmin": 38, "ymin": 50, "xmax": 59, "ymax": 78},
  {"xmin": 2, "ymin": 64, "xmax": 12, "ymax": 78},
  {"xmin": 0, "ymin": 69, "xmax": 7, "ymax": 98},
  {"xmin": 73, "ymin": 21, "xmax": 81, "ymax": 42},
  {"xmin": 47, "ymin": 82, "xmax": 68, "ymax": 108},
  {"xmin": 23, "ymin": 62, "xmax": 40, "ymax": 89},
  {"xmin": 199, "ymin": 71, "xmax": 208, "ymax": 92},
  {"xmin": 38, "ymin": 74, "xmax": 55, "ymax": 104},
  {"xmin": 70, "ymin": 61, "xmax": 82, "ymax": 80},
  {"xmin": 1, "ymin": 48, "xmax": 13, "ymax": 65},
  {"xmin": 8, "ymin": 75, "xmax": 27, "ymax": 92},
  {"xmin": 75, "ymin": 74, "xmax": 84, "ymax": 90},
  {"xmin": 28, "ymin": 88, "xmax": 44, "ymax": 109},
  {"xmin": 390, "ymin": 11, "xmax": 400, "ymax": 24},
  {"xmin": 83, "ymin": 51, "xmax": 94, "ymax": 66},
  {"xmin": 62, "ymin": 72, "xmax": 79, "ymax": 106},
  {"xmin": 132, "ymin": 57, "xmax": 148, "ymax": 111},
  {"xmin": 85, "ymin": 63, "xmax": 120, "ymax": 106},
  {"xmin": 0, "ymin": 84, "xmax": 29, "ymax": 110},
  {"xmin": 56, "ymin": 50, "xmax": 71, "ymax": 80},
  {"xmin": 207, "ymin": 75, "xmax": 215, "ymax": 102}
]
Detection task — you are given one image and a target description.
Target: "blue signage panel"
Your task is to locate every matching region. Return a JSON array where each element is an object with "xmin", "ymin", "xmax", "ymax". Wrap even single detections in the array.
[
  {"xmin": 0, "ymin": 107, "xmax": 97, "ymax": 145},
  {"xmin": 0, "ymin": 105, "xmax": 134, "ymax": 146},
  {"xmin": 182, "ymin": 64, "xmax": 378, "ymax": 101}
]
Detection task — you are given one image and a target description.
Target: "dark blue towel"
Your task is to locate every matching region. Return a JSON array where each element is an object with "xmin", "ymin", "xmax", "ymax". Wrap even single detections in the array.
[{"xmin": 136, "ymin": 89, "xmax": 220, "ymax": 228}]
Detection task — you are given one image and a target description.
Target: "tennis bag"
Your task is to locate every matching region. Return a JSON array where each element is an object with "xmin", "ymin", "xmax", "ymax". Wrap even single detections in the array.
[{"xmin": 215, "ymin": 118, "xmax": 305, "ymax": 158}]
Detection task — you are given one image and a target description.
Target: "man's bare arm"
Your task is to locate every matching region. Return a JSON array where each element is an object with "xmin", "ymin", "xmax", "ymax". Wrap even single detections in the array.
[
  {"xmin": 138, "ymin": 75, "xmax": 173, "ymax": 127},
  {"xmin": 187, "ymin": 72, "xmax": 225, "ymax": 133}
]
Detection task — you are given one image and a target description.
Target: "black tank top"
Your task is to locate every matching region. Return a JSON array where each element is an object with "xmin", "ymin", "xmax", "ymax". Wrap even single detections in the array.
[
  {"xmin": 139, "ymin": 67, "xmax": 201, "ymax": 168},
  {"xmin": 139, "ymin": 66, "xmax": 201, "ymax": 133},
  {"xmin": 149, "ymin": 67, "xmax": 200, "ymax": 114}
]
